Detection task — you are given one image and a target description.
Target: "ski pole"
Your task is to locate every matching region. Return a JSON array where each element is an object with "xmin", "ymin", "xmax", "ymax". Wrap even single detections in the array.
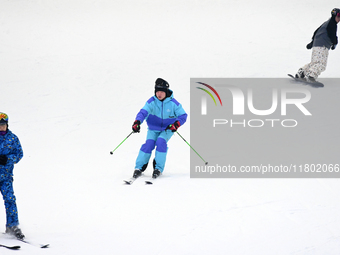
[
  {"xmin": 175, "ymin": 131, "xmax": 208, "ymax": 165},
  {"xmin": 110, "ymin": 131, "xmax": 134, "ymax": 155}
]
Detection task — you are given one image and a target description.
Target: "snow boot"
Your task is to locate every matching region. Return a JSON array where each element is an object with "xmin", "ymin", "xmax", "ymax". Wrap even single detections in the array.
[
  {"xmin": 152, "ymin": 169, "xmax": 161, "ymax": 179},
  {"xmin": 306, "ymin": 76, "xmax": 316, "ymax": 82},
  {"xmin": 6, "ymin": 226, "xmax": 25, "ymax": 240},
  {"xmin": 295, "ymin": 68, "xmax": 305, "ymax": 79}
]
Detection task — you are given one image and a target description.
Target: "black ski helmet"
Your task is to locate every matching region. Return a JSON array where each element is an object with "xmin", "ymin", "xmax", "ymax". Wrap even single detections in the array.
[
  {"xmin": 331, "ymin": 8, "xmax": 340, "ymax": 17},
  {"xmin": 155, "ymin": 78, "xmax": 169, "ymax": 93}
]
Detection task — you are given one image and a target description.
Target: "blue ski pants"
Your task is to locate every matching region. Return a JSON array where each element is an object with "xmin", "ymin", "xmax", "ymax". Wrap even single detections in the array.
[
  {"xmin": 135, "ymin": 129, "xmax": 174, "ymax": 172},
  {"xmin": 0, "ymin": 178, "xmax": 19, "ymax": 227}
]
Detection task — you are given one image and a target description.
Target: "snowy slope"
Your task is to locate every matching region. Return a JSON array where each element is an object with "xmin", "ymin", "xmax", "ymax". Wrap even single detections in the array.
[{"xmin": 1, "ymin": 0, "xmax": 340, "ymax": 254}]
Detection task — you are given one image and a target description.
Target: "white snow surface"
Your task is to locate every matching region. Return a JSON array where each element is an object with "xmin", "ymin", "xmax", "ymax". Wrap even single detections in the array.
[{"xmin": 1, "ymin": 0, "xmax": 340, "ymax": 254}]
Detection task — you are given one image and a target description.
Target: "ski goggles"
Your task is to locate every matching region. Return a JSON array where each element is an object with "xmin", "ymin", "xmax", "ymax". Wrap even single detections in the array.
[{"xmin": 0, "ymin": 113, "xmax": 8, "ymax": 124}]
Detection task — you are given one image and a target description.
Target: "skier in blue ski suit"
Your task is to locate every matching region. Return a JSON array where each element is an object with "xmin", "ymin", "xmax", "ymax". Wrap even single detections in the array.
[
  {"xmin": 131, "ymin": 78, "xmax": 187, "ymax": 179},
  {"xmin": 0, "ymin": 112, "xmax": 25, "ymax": 239}
]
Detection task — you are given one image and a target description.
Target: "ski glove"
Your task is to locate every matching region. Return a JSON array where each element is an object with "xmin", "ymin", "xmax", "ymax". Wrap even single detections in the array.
[
  {"xmin": 331, "ymin": 44, "xmax": 337, "ymax": 50},
  {"xmin": 306, "ymin": 42, "xmax": 313, "ymax": 50},
  {"xmin": 166, "ymin": 121, "xmax": 181, "ymax": 132},
  {"xmin": 0, "ymin": 155, "xmax": 8, "ymax": 166},
  {"xmin": 132, "ymin": 120, "xmax": 141, "ymax": 133}
]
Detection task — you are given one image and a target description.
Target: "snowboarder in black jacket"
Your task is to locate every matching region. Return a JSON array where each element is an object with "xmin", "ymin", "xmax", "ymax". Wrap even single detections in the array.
[{"xmin": 296, "ymin": 8, "xmax": 340, "ymax": 81}]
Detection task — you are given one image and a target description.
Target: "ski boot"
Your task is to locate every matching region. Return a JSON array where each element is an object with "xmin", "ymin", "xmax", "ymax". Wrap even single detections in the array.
[
  {"xmin": 152, "ymin": 169, "xmax": 161, "ymax": 179},
  {"xmin": 6, "ymin": 226, "xmax": 25, "ymax": 240},
  {"xmin": 133, "ymin": 169, "xmax": 142, "ymax": 178}
]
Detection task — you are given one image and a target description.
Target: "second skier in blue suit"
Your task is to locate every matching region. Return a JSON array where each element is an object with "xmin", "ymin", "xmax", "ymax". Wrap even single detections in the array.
[{"xmin": 131, "ymin": 78, "xmax": 187, "ymax": 179}]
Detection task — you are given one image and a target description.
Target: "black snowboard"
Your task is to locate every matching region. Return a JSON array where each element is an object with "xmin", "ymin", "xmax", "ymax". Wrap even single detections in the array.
[{"xmin": 288, "ymin": 74, "xmax": 324, "ymax": 88}]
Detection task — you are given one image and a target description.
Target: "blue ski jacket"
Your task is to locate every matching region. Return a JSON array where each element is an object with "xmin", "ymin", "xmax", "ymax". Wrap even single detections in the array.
[
  {"xmin": 0, "ymin": 130, "xmax": 23, "ymax": 181},
  {"xmin": 135, "ymin": 90, "xmax": 187, "ymax": 131}
]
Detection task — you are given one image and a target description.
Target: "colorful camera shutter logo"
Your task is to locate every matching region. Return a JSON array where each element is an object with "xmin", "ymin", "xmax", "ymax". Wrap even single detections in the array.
[{"xmin": 196, "ymin": 82, "xmax": 222, "ymax": 115}]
